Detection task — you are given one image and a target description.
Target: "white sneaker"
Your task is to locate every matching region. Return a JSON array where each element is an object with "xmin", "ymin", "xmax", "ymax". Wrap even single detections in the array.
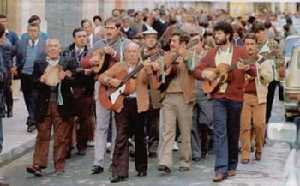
[{"xmin": 172, "ymin": 141, "xmax": 179, "ymax": 151}]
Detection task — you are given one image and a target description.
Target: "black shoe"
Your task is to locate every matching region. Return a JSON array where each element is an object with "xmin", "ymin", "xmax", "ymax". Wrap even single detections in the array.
[
  {"xmin": 110, "ymin": 176, "xmax": 127, "ymax": 183},
  {"xmin": 7, "ymin": 110, "xmax": 13, "ymax": 118},
  {"xmin": 201, "ymin": 153, "xmax": 208, "ymax": 159},
  {"xmin": 27, "ymin": 125, "xmax": 36, "ymax": 133},
  {"xmin": 178, "ymin": 167, "xmax": 190, "ymax": 172},
  {"xmin": 148, "ymin": 152, "xmax": 157, "ymax": 158},
  {"xmin": 137, "ymin": 171, "xmax": 147, "ymax": 177},
  {"xmin": 77, "ymin": 150, "xmax": 86, "ymax": 156},
  {"xmin": 192, "ymin": 157, "xmax": 201, "ymax": 162},
  {"xmin": 26, "ymin": 165, "xmax": 42, "ymax": 177},
  {"xmin": 91, "ymin": 165, "xmax": 103, "ymax": 175},
  {"xmin": 158, "ymin": 165, "xmax": 171, "ymax": 174}
]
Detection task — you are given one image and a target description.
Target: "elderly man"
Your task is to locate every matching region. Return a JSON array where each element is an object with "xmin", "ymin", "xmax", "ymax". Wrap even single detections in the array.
[
  {"xmin": 99, "ymin": 42, "xmax": 159, "ymax": 183},
  {"xmin": 26, "ymin": 39, "xmax": 76, "ymax": 176}
]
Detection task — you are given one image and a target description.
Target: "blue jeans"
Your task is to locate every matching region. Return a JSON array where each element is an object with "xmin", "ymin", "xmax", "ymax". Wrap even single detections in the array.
[
  {"xmin": 213, "ymin": 99, "xmax": 242, "ymax": 174},
  {"xmin": 0, "ymin": 118, "xmax": 3, "ymax": 153}
]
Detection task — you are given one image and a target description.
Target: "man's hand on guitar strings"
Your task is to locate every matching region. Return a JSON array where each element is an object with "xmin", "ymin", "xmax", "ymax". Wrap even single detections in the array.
[
  {"xmin": 202, "ymin": 69, "xmax": 217, "ymax": 81},
  {"xmin": 237, "ymin": 62, "xmax": 250, "ymax": 71},
  {"xmin": 109, "ymin": 78, "xmax": 121, "ymax": 88}
]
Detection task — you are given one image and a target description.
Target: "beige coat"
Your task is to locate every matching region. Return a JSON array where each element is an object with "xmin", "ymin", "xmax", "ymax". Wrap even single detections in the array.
[{"xmin": 255, "ymin": 59, "xmax": 274, "ymax": 104}]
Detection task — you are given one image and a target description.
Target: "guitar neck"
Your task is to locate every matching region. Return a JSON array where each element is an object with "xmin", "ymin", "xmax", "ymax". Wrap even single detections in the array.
[{"xmin": 119, "ymin": 63, "xmax": 144, "ymax": 87}]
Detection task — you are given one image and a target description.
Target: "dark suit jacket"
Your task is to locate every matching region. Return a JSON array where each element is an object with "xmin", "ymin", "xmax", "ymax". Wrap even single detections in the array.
[
  {"xmin": 33, "ymin": 57, "xmax": 77, "ymax": 122},
  {"xmin": 121, "ymin": 27, "xmax": 136, "ymax": 39},
  {"xmin": 62, "ymin": 43, "xmax": 94, "ymax": 96}
]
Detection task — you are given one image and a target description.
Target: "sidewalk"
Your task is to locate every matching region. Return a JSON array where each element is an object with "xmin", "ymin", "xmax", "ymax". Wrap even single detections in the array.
[{"xmin": 0, "ymin": 95, "xmax": 37, "ymax": 167}]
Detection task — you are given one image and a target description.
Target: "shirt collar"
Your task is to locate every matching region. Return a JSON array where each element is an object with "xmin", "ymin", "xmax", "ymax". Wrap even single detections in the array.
[
  {"xmin": 28, "ymin": 38, "xmax": 39, "ymax": 47},
  {"xmin": 47, "ymin": 57, "xmax": 60, "ymax": 66}
]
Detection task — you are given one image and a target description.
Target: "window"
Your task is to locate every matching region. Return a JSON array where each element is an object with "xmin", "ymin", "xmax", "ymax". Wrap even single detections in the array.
[{"xmin": 0, "ymin": 0, "xmax": 7, "ymax": 15}]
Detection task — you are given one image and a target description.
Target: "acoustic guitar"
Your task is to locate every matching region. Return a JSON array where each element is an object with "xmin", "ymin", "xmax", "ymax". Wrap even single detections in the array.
[
  {"xmin": 98, "ymin": 63, "xmax": 144, "ymax": 111},
  {"xmin": 202, "ymin": 57, "xmax": 264, "ymax": 94}
]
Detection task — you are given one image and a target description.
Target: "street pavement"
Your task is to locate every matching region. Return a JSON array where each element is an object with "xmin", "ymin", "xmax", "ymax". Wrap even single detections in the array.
[{"xmin": 0, "ymin": 87, "xmax": 294, "ymax": 186}]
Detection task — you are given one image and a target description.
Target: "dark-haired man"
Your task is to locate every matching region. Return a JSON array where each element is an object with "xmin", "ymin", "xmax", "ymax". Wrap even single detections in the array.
[
  {"xmin": 252, "ymin": 22, "xmax": 284, "ymax": 124},
  {"xmin": 16, "ymin": 23, "xmax": 47, "ymax": 132},
  {"xmin": 158, "ymin": 32, "xmax": 195, "ymax": 174},
  {"xmin": 194, "ymin": 21, "xmax": 255, "ymax": 182},
  {"xmin": 62, "ymin": 27, "xmax": 94, "ymax": 156},
  {"xmin": 83, "ymin": 17, "xmax": 131, "ymax": 175}
]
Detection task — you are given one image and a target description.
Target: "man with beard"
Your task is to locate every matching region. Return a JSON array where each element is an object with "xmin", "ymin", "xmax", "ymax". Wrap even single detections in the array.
[
  {"xmin": 240, "ymin": 33, "xmax": 273, "ymax": 164},
  {"xmin": 158, "ymin": 31, "xmax": 195, "ymax": 174},
  {"xmin": 194, "ymin": 21, "xmax": 255, "ymax": 182},
  {"xmin": 141, "ymin": 28, "xmax": 164, "ymax": 158},
  {"xmin": 82, "ymin": 17, "xmax": 131, "ymax": 174}
]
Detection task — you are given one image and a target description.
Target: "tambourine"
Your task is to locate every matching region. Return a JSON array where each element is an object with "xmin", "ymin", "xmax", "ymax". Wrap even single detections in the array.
[{"xmin": 43, "ymin": 64, "xmax": 63, "ymax": 86}]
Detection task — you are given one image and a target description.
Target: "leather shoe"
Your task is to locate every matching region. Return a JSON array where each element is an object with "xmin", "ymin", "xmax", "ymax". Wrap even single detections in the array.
[
  {"xmin": 27, "ymin": 125, "xmax": 36, "ymax": 133},
  {"xmin": 158, "ymin": 165, "xmax": 171, "ymax": 174},
  {"xmin": 91, "ymin": 165, "xmax": 103, "ymax": 174},
  {"xmin": 148, "ymin": 152, "xmax": 157, "ymax": 158},
  {"xmin": 212, "ymin": 173, "xmax": 226, "ymax": 182},
  {"xmin": 228, "ymin": 170, "xmax": 236, "ymax": 177},
  {"xmin": 110, "ymin": 176, "xmax": 127, "ymax": 183},
  {"xmin": 255, "ymin": 152, "xmax": 261, "ymax": 160},
  {"xmin": 137, "ymin": 171, "xmax": 147, "ymax": 177},
  {"xmin": 178, "ymin": 167, "xmax": 190, "ymax": 172},
  {"xmin": 192, "ymin": 157, "xmax": 201, "ymax": 162},
  {"xmin": 26, "ymin": 165, "xmax": 42, "ymax": 177},
  {"xmin": 241, "ymin": 159, "xmax": 250, "ymax": 164},
  {"xmin": 77, "ymin": 150, "xmax": 86, "ymax": 156}
]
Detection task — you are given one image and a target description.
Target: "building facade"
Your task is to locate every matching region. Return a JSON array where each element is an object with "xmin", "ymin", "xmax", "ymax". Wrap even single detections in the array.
[{"xmin": 1, "ymin": 0, "xmax": 299, "ymax": 46}]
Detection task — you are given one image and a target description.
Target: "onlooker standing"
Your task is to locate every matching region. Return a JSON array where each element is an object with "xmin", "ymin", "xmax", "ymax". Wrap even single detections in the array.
[{"xmin": 16, "ymin": 23, "xmax": 47, "ymax": 132}]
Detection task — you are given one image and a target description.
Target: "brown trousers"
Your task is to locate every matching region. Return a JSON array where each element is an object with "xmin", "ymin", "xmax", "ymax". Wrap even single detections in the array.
[
  {"xmin": 112, "ymin": 98, "xmax": 147, "ymax": 177},
  {"xmin": 71, "ymin": 95, "xmax": 95, "ymax": 152},
  {"xmin": 33, "ymin": 102, "xmax": 71, "ymax": 171},
  {"xmin": 240, "ymin": 93, "xmax": 266, "ymax": 160}
]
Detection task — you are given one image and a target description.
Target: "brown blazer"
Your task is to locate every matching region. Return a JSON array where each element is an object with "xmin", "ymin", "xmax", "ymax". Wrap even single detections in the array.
[
  {"xmin": 193, "ymin": 46, "xmax": 253, "ymax": 102},
  {"xmin": 99, "ymin": 62, "xmax": 155, "ymax": 113},
  {"xmin": 163, "ymin": 52, "xmax": 196, "ymax": 103}
]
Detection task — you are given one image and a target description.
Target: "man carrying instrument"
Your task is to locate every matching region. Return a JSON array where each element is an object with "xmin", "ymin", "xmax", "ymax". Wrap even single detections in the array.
[
  {"xmin": 158, "ymin": 31, "xmax": 196, "ymax": 174},
  {"xmin": 62, "ymin": 27, "xmax": 94, "ymax": 157},
  {"xmin": 239, "ymin": 33, "xmax": 274, "ymax": 164},
  {"xmin": 252, "ymin": 22, "xmax": 284, "ymax": 124},
  {"xmin": 141, "ymin": 28, "xmax": 164, "ymax": 158},
  {"xmin": 194, "ymin": 21, "xmax": 255, "ymax": 182},
  {"xmin": 26, "ymin": 39, "xmax": 75, "ymax": 176},
  {"xmin": 99, "ymin": 42, "xmax": 158, "ymax": 183},
  {"xmin": 81, "ymin": 17, "xmax": 131, "ymax": 175}
]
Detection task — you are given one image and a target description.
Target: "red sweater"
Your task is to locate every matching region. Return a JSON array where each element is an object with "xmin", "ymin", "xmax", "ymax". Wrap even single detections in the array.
[{"xmin": 194, "ymin": 46, "xmax": 256, "ymax": 102}]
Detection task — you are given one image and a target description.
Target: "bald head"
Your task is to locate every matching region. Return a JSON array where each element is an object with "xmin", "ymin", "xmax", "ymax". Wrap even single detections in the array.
[
  {"xmin": 46, "ymin": 38, "xmax": 61, "ymax": 60},
  {"xmin": 124, "ymin": 42, "xmax": 140, "ymax": 66}
]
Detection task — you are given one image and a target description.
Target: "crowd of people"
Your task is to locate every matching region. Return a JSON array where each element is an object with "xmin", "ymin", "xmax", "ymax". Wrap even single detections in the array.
[{"xmin": 0, "ymin": 5, "xmax": 293, "ymax": 183}]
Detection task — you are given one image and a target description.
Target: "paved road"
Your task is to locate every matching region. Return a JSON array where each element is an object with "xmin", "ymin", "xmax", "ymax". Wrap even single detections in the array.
[{"xmin": 0, "ymin": 87, "xmax": 291, "ymax": 186}]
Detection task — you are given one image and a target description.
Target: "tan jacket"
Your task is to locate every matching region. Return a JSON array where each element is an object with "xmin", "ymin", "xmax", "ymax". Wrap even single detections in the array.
[
  {"xmin": 163, "ymin": 52, "xmax": 196, "ymax": 103},
  {"xmin": 255, "ymin": 59, "xmax": 274, "ymax": 104},
  {"xmin": 99, "ymin": 62, "xmax": 155, "ymax": 113}
]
